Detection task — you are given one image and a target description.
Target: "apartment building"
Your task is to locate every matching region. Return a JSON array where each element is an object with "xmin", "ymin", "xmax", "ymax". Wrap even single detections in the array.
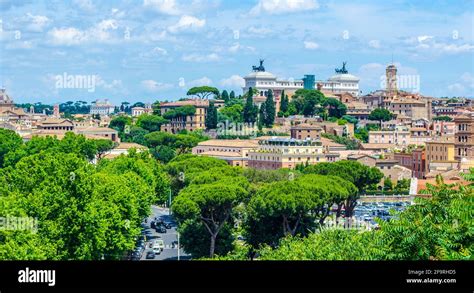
[
  {"xmin": 192, "ymin": 139, "xmax": 260, "ymax": 167},
  {"xmin": 247, "ymin": 137, "xmax": 325, "ymax": 170}
]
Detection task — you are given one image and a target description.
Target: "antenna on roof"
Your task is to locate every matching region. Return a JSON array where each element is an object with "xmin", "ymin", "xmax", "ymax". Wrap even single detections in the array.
[{"xmin": 391, "ymin": 53, "xmax": 394, "ymax": 65}]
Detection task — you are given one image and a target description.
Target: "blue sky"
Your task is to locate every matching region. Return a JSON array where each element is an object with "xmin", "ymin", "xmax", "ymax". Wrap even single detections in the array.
[{"xmin": 0, "ymin": 0, "xmax": 473, "ymax": 104}]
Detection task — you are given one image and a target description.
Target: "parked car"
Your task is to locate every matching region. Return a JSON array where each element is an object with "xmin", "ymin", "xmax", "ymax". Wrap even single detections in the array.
[
  {"xmin": 146, "ymin": 251, "xmax": 155, "ymax": 259},
  {"xmin": 155, "ymin": 225, "xmax": 166, "ymax": 233},
  {"xmin": 152, "ymin": 243, "xmax": 162, "ymax": 254},
  {"xmin": 162, "ymin": 222, "xmax": 172, "ymax": 229},
  {"xmin": 131, "ymin": 251, "xmax": 141, "ymax": 261},
  {"xmin": 155, "ymin": 240, "xmax": 165, "ymax": 252}
]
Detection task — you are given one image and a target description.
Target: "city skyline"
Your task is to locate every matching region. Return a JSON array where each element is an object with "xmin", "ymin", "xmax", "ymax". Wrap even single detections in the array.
[{"xmin": 1, "ymin": 0, "xmax": 473, "ymax": 104}]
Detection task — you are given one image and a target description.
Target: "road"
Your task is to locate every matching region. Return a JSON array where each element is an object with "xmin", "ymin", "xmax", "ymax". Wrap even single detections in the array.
[{"xmin": 140, "ymin": 205, "xmax": 190, "ymax": 261}]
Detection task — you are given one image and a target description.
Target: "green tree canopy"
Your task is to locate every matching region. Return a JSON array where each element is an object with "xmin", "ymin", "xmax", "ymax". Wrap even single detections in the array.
[
  {"xmin": 136, "ymin": 114, "xmax": 168, "ymax": 132},
  {"xmin": 325, "ymin": 98, "xmax": 347, "ymax": 118},
  {"xmin": 186, "ymin": 86, "xmax": 220, "ymax": 99},
  {"xmin": 109, "ymin": 116, "xmax": 132, "ymax": 133},
  {"xmin": 162, "ymin": 105, "xmax": 196, "ymax": 119},
  {"xmin": 303, "ymin": 160, "xmax": 383, "ymax": 216},
  {"xmin": 0, "ymin": 129, "xmax": 22, "ymax": 168},
  {"xmin": 205, "ymin": 101, "xmax": 218, "ymax": 129},
  {"xmin": 263, "ymin": 89, "xmax": 276, "ymax": 127},
  {"xmin": 94, "ymin": 139, "xmax": 115, "ymax": 160},
  {"xmin": 368, "ymin": 108, "xmax": 394, "ymax": 122},
  {"xmin": 221, "ymin": 90, "xmax": 229, "ymax": 102},
  {"xmin": 172, "ymin": 178, "xmax": 248, "ymax": 257},
  {"xmin": 218, "ymin": 104, "xmax": 243, "ymax": 123},
  {"xmin": 433, "ymin": 116, "xmax": 453, "ymax": 122},
  {"xmin": 243, "ymin": 87, "xmax": 258, "ymax": 123}
]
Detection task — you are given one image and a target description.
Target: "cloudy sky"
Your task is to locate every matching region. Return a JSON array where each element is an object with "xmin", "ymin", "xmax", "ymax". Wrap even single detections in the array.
[{"xmin": 0, "ymin": 0, "xmax": 473, "ymax": 104}]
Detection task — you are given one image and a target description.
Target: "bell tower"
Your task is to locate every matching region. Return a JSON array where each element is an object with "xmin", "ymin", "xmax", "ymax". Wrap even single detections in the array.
[{"xmin": 386, "ymin": 63, "xmax": 398, "ymax": 96}]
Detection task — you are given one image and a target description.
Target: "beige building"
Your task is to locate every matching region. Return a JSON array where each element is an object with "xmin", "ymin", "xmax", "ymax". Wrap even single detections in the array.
[
  {"xmin": 388, "ymin": 98, "xmax": 432, "ymax": 121},
  {"xmin": 347, "ymin": 154, "xmax": 411, "ymax": 183},
  {"xmin": 454, "ymin": 113, "xmax": 474, "ymax": 171},
  {"xmin": 432, "ymin": 120, "xmax": 455, "ymax": 136},
  {"xmin": 75, "ymin": 126, "xmax": 119, "ymax": 142},
  {"xmin": 160, "ymin": 99, "xmax": 208, "ymax": 134},
  {"xmin": 425, "ymin": 136, "xmax": 457, "ymax": 175},
  {"xmin": 290, "ymin": 124, "xmax": 323, "ymax": 140},
  {"xmin": 368, "ymin": 128, "xmax": 410, "ymax": 146},
  {"xmin": 102, "ymin": 142, "xmax": 148, "ymax": 160},
  {"xmin": 248, "ymin": 137, "xmax": 326, "ymax": 170},
  {"xmin": 409, "ymin": 127, "xmax": 432, "ymax": 145},
  {"xmin": 37, "ymin": 118, "xmax": 75, "ymax": 132},
  {"xmin": 192, "ymin": 139, "xmax": 260, "ymax": 167}
]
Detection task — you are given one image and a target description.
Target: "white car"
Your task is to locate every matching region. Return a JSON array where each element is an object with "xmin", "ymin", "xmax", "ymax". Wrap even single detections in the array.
[{"xmin": 153, "ymin": 240, "xmax": 165, "ymax": 253}]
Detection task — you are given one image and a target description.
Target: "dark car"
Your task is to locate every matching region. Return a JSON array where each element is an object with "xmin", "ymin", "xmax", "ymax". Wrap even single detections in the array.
[
  {"xmin": 145, "ymin": 251, "xmax": 155, "ymax": 259},
  {"xmin": 162, "ymin": 222, "xmax": 172, "ymax": 229},
  {"xmin": 155, "ymin": 225, "xmax": 166, "ymax": 233},
  {"xmin": 131, "ymin": 251, "xmax": 141, "ymax": 261}
]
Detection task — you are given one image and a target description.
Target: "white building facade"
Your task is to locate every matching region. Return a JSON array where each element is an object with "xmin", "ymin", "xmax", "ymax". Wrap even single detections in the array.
[
  {"xmin": 90, "ymin": 99, "xmax": 115, "ymax": 115},
  {"xmin": 242, "ymin": 61, "xmax": 360, "ymax": 99}
]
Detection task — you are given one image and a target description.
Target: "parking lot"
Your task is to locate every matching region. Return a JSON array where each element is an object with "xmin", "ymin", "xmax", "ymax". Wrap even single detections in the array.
[
  {"xmin": 132, "ymin": 205, "xmax": 190, "ymax": 261},
  {"xmin": 353, "ymin": 201, "xmax": 410, "ymax": 226}
]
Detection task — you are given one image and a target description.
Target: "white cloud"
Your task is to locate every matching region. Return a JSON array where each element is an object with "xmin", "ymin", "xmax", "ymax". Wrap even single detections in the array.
[
  {"xmin": 433, "ymin": 43, "xmax": 474, "ymax": 54},
  {"xmin": 143, "ymin": 0, "xmax": 180, "ymax": 15},
  {"xmin": 406, "ymin": 35, "xmax": 474, "ymax": 55},
  {"xmin": 188, "ymin": 76, "xmax": 213, "ymax": 87},
  {"xmin": 96, "ymin": 75, "xmax": 124, "ymax": 92},
  {"xmin": 228, "ymin": 42, "xmax": 255, "ymax": 53},
  {"xmin": 47, "ymin": 19, "xmax": 120, "ymax": 45},
  {"xmin": 91, "ymin": 19, "xmax": 119, "ymax": 41},
  {"xmin": 5, "ymin": 40, "xmax": 33, "ymax": 49},
  {"xmin": 141, "ymin": 80, "xmax": 174, "ymax": 92},
  {"xmin": 250, "ymin": 0, "xmax": 319, "ymax": 15},
  {"xmin": 168, "ymin": 15, "xmax": 205, "ymax": 33},
  {"xmin": 151, "ymin": 47, "xmax": 168, "ymax": 56},
  {"xmin": 368, "ymin": 39, "xmax": 380, "ymax": 49},
  {"xmin": 220, "ymin": 75, "xmax": 245, "ymax": 88},
  {"xmin": 48, "ymin": 27, "xmax": 87, "ymax": 46},
  {"xmin": 182, "ymin": 53, "xmax": 220, "ymax": 62},
  {"xmin": 21, "ymin": 13, "xmax": 51, "ymax": 32},
  {"xmin": 304, "ymin": 41, "xmax": 319, "ymax": 50},
  {"xmin": 417, "ymin": 35, "xmax": 433, "ymax": 43},
  {"xmin": 247, "ymin": 26, "xmax": 273, "ymax": 36}
]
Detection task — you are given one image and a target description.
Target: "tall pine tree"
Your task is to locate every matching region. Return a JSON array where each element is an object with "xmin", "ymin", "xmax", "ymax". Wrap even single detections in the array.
[
  {"xmin": 229, "ymin": 90, "xmax": 235, "ymax": 100},
  {"xmin": 221, "ymin": 90, "xmax": 229, "ymax": 102},
  {"xmin": 243, "ymin": 87, "xmax": 257, "ymax": 123},
  {"xmin": 280, "ymin": 90, "xmax": 288, "ymax": 113},
  {"xmin": 258, "ymin": 103, "xmax": 265, "ymax": 130},
  {"xmin": 205, "ymin": 101, "xmax": 218, "ymax": 129},
  {"xmin": 264, "ymin": 89, "xmax": 276, "ymax": 127}
]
